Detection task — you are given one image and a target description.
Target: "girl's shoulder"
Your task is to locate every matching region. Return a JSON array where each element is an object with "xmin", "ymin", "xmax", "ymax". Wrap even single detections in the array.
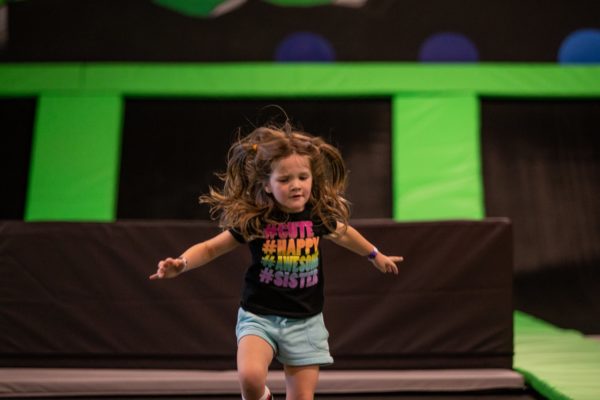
[{"xmin": 228, "ymin": 227, "xmax": 246, "ymax": 244}]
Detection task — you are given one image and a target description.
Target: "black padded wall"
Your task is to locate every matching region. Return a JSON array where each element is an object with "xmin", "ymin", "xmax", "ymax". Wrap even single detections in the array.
[
  {"xmin": 482, "ymin": 99, "xmax": 600, "ymax": 334},
  {"xmin": 0, "ymin": 219, "xmax": 513, "ymax": 369},
  {"xmin": 118, "ymin": 99, "xmax": 392, "ymax": 220},
  {"xmin": 0, "ymin": 98, "xmax": 36, "ymax": 220}
]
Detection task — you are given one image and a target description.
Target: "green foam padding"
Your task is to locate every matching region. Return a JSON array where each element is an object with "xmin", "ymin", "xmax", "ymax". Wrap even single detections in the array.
[
  {"xmin": 3, "ymin": 64, "xmax": 600, "ymax": 98},
  {"xmin": 515, "ymin": 311, "xmax": 600, "ymax": 400},
  {"xmin": 392, "ymin": 94, "xmax": 482, "ymax": 221},
  {"xmin": 0, "ymin": 64, "xmax": 81, "ymax": 96},
  {"xmin": 152, "ymin": 0, "xmax": 223, "ymax": 17},
  {"xmin": 25, "ymin": 93, "xmax": 122, "ymax": 221},
  {"xmin": 80, "ymin": 64, "xmax": 600, "ymax": 97}
]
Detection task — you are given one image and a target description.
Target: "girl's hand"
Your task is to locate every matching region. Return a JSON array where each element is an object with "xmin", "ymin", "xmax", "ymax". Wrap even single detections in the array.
[
  {"xmin": 371, "ymin": 253, "xmax": 403, "ymax": 275},
  {"xmin": 149, "ymin": 257, "xmax": 186, "ymax": 280}
]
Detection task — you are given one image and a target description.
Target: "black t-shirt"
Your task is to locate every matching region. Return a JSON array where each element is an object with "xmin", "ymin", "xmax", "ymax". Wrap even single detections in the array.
[{"xmin": 229, "ymin": 208, "xmax": 334, "ymax": 318}]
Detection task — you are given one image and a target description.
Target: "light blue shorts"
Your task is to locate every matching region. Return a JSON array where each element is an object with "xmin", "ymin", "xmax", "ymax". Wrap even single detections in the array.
[{"xmin": 236, "ymin": 307, "xmax": 334, "ymax": 367}]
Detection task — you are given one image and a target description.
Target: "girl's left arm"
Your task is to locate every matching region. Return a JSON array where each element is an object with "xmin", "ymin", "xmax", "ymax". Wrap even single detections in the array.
[{"xmin": 326, "ymin": 223, "xmax": 403, "ymax": 275}]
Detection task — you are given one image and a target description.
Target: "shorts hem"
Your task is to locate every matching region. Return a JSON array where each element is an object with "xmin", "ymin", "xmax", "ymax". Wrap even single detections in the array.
[{"xmin": 277, "ymin": 356, "xmax": 334, "ymax": 367}]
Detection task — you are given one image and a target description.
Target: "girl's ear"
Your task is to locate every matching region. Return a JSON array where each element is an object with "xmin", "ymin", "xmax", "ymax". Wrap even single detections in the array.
[{"xmin": 264, "ymin": 183, "xmax": 272, "ymax": 194}]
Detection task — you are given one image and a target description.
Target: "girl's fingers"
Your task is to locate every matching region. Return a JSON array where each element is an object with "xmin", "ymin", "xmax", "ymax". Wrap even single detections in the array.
[
  {"xmin": 378, "ymin": 258, "xmax": 400, "ymax": 275},
  {"xmin": 383, "ymin": 263, "xmax": 398, "ymax": 275},
  {"xmin": 150, "ymin": 264, "xmax": 167, "ymax": 280},
  {"xmin": 158, "ymin": 257, "xmax": 178, "ymax": 267},
  {"xmin": 149, "ymin": 269, "xmax": 162, "ymax": 280},
  {"xmin": 150, "ymin": 258, "xmax": 183, "ymax": 280},
  {"xmin": 373, "ymin": 255, "xmax": 404, "ymax": 274},
  {"xmin": 379, "ymin": 264, "xmax": 390, "ymax": 274}
]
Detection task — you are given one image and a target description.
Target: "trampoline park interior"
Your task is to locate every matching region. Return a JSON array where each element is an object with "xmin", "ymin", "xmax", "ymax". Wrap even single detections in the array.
[{"xmin": 1, "ymin": 1, "xmax": 600, "ymax": 400}]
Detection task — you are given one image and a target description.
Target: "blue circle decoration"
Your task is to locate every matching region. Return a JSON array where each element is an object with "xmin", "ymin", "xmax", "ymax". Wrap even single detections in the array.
[
  {"xmin": 558, "ymin": 29, "xmax": 600, "ymax": 64},
  {"xmin": 418, "ymin": 32, "xmax": 479, "ymax": 63},
  {"xmin": 275, "ymin": 32, "xmax": 335, "ymax": 62}
]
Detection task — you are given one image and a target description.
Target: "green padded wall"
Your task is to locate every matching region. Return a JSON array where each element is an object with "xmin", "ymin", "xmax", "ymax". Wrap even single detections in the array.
[
  {"xmin": 1, "ymin": 63, "xmax": 599, "ymax": 221},
  {"xmin": 26, "ymin": 93, "xmax": 122, "ymax": 221},
  {"xmin": 392, "ymin": 94, "xmax": 482, "ymax": 221}
]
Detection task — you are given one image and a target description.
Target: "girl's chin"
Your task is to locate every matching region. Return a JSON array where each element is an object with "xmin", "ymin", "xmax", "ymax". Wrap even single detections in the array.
[
  {"xmin": 278, "ymin": 202, "xmax": 307, "ymax": 213},
  {"xmin": 282, "ymin": 206, "xmax": 305, "ymax": 213}
]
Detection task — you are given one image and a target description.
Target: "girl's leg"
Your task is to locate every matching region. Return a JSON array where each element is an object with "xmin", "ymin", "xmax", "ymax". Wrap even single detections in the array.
[
  {"xmin": 237, "ymin": 335, "xmax": 275, "ymax": 400},
  {"xmin": 283, "ymin": 364, "xmax": 319, "ymax": 400}
]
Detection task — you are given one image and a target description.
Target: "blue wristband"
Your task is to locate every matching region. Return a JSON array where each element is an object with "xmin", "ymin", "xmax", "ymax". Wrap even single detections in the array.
[{"xmin": 367, "ymin": 247, "xmax": 379, "ymax": 261}]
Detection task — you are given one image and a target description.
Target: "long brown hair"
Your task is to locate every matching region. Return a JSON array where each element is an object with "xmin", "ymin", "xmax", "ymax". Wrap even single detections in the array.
[{"xmin": 201, "ymin": 121, "xmax": 350, "ymax": 240}]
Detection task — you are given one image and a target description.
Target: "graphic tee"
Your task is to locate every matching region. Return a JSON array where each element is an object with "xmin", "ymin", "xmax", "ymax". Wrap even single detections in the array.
[{"xmin": 229, "ymin": 208, "xmax": 334, "ymax": 318}]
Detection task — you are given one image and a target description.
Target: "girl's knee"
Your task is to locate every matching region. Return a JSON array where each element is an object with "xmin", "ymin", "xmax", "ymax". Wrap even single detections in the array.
[
  {"xmin": 284, "ymin": 364, "xmax": 318, "ymax": 400},
  {"xmin": 238, "ymin": 365, "xmax": 268, "ymax": 396},
  {"xmin": 238, "ymin": 367, "xmax": 265, "ymax": 386}
]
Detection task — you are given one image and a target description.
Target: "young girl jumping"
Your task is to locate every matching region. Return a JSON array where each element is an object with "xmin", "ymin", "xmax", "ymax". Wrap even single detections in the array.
[{"xmin": 150, "ymin": 121, "xmax": 403, "ymax": 400}]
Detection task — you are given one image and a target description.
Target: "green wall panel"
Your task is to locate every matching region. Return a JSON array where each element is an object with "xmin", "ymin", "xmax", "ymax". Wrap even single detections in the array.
[
  {"xmin": 82, "ymin": 64, "xmax": 600, "ymax": 97},
  {"xmin": 2, "ymin": 64, "xmax": 600, "ymax": 98},
  {"xmin": 26, "ymin": 93, "xmax": 122, "ymax": 221},
  {"xmin": 0, "ymin": 64, "xmax": 81, "ymax": 96},
  {"xmin": 392, "ymin": 94, "xmax": 483, "ymax": 221},
  {"xmin": 1, "ymin": 63, "xmax": 598, "ymax": 221}
]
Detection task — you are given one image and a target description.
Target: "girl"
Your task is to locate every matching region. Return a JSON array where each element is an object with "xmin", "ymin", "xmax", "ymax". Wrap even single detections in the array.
[{"xmin": 150, "ymin": 122, "xmax": 403, "ymax": 400}]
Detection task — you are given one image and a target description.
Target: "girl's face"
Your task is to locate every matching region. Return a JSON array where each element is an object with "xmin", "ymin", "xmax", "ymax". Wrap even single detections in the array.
[{"xmin": 265, "ymin": 153, "xmax": 313, "ymax": 213}]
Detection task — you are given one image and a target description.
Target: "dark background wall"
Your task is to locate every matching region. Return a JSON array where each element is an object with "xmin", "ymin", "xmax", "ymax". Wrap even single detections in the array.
[
  {"xmin": 1, "ymin": 0, "xmax": 599, "ymax": 62},
  {"xmin": 0, "ymin": 98, "xmax": 36, "ymax": 220},
  {"xmin": 481, "ymin": 99, "xmax": 600, "ymax": 333},
  {"xmin": 118, "ymin": 99, "xmax": 391, "ymax": 220}
]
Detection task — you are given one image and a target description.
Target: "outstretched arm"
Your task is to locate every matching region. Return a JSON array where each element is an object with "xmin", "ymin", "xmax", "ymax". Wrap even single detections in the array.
[
  {"xmin": 149, "ymin": 230, "xmax": 240, "ymax": 280},
  {"xmin": 326, "ymin": 223, "xmax": 403, "ymax": 275}
]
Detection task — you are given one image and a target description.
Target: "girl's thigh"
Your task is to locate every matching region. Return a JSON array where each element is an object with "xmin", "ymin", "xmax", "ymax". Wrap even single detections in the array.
[
  {"xmin": 284, "ymin": 364, "xmax": 319, "ymax": 400},
  {"xmin": 237, "ymin": 334, "xmax": 275, "ymax": 378}
]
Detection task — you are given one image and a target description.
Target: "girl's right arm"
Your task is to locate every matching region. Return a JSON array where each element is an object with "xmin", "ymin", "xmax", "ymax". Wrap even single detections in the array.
[{"xmin": 149, "ymin": 230, "xmax": 240, "ymax": 280}]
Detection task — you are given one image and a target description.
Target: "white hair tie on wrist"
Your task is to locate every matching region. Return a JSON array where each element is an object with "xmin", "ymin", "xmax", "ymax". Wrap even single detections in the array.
[
  {"xmin": 367, "ymin": 247, "xmax": 378, "ymax": 261},
  {"xmin": 178, "ymin": 256, "xmax": 189, "ymax": 272}
]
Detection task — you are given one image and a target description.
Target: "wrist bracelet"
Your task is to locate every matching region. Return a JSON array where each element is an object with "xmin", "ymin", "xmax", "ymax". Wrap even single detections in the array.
[
  {"xmin": 177, "ymin": 256, "xmax": 188, "ymax": 272},
  {"xmin": 367, "ymin": 247, "xmax": 378, "ymax": 261}
]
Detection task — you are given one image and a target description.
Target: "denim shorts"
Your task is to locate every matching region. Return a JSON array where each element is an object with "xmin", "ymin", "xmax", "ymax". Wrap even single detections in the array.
[{"xmin": 236, "ymin": 307, "xmax": 334, "ymax": 367}]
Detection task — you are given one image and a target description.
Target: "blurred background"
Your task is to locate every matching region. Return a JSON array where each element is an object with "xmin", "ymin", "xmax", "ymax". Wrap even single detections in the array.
[{"xmin": 1, "ymin": 0, "xmax": 599, "ymax": 338}]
